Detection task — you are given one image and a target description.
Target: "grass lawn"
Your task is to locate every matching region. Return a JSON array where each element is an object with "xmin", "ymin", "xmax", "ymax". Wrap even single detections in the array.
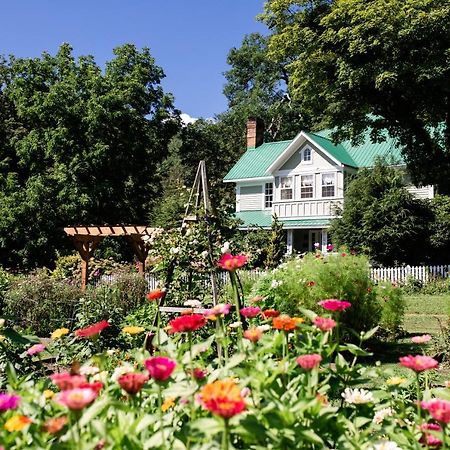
[
  {"xmin": 403, "ymin": 293, "xmax": 449, "ymax": 335},
  {"xmin": 365, "ymin": 293, "xmax": 450, "ymax": 381}
]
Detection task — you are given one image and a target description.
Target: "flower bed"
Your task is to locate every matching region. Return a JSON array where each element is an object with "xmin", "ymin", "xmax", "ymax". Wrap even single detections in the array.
[{"xmin": 0, "ymin": 255, "xmax": 448, "ymax": 449}]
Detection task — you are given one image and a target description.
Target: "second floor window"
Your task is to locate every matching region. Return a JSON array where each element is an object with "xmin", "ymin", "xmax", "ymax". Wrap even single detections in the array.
[
  {"xmin": 280, "ymin": 177, "xmax": 293, "ymax": 200},
  {"xmin": 322, "ymin": 173, "xmax": 335, "ymax": 197},
  {"xmin": 265, "ymin": 182, "xmax": 273, "ymax": 208},
  {"xmin": 300, "ymin": 175, "xmax": 314, "ymax": 198}
]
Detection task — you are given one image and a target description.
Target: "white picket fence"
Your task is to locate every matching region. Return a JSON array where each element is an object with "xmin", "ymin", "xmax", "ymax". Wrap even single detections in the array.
[
  {"xmin": 95, "ymin": 265, "xmax": 449, "ymax": 289},
  {"xmin": 369, "ymin": 265, "xmax": 450, "ymax": 284}
]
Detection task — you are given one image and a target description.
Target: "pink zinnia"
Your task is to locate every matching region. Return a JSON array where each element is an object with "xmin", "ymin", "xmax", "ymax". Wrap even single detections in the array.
[
  {"xmin": 240, "ymin": 306, "xmax": 261, "ymax": 318},
  {"xmin": 399, "ymin": 355, "xmax": 439, "ymax": 372},
  {"xmin": 50, "ymin": 372, "xmax": 87, "ymax": 391},
  {"xmin": 55, "ymin": 387, "xmax": 98, "ymax": 410},
  {"xmin": 412, "ymin": 334, "xmax": 432, "ymax": 344},
  {"xmin": 203, "ymin": 303, "xmax": 232, "ymax": 318},
  {"xmin": 26, "ymin": 343, "xmax": 45, "ymax": 355},
  {"xmin": 75, "ymin": 320, "xmax": 109, "ymax": 338},
  {"xmin": 217, "ymin": 254, "xmax": 248, "ymax": 271},
  {"xmin": 422, "ymin": 399, "xmax": 450, "ymax": 424},
  {"xmin": 296, "ymin": 354, "xmax": 322, "ymax": 370},
  {"xmin": 313, "ymin": 317, "xmax": 336, "ymax": 331},
  {"xmin": 118, "ymin": 372, "xmax": 149, "ymax": 395},
  {"xmin": 318, "ymin": 299, "xmax": 352, "ymax": 312},
  {"xmin": 191, "ymin": 368, "xmax": 208, "ymax": 380},
  {"xmin": 243, "ymin": 327, "xmax": 263, "ymax": 343},
  {"xmin": 419, "ymin": 423, "xmax": 442, "ymax": 446},
  {"xmin": 0, "ymin": 393, "xmax": 20, "ymax": 411},
  {"xmin": 144, "ymin": 356, "xmax": 176, "ymax": 381}
]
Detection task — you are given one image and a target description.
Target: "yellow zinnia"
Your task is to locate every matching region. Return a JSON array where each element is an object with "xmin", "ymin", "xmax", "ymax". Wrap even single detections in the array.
[
  {"xmin": 161, "ymin": 397, "xmax": 175, "ymax": 412},
  {"xmin": 4, "ymin": 415, "xmax": 32, "ymax": 432},
  {"xmin": 43, "ymin": 389, "xmax": 55, "ymax": 400},
  {"xmin": 386, "ymin": 376, "xmax": 408, "ymax": 386},
  {"xmin": 51, "ymin": 328, "xmax": 69, "ymax": 340},
  {"xmin": 122, "ymin": 326, "xmax": 145, "ymax": 335}
]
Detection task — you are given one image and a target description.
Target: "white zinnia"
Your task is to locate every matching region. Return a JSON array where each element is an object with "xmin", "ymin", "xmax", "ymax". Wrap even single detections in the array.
[
  {"xmin": 369, "ymin": 441, "xmax": 402, "ymax": 450},
  {"xmin": 221, "ymin": 241, "xmax": 230, "ymax": 254},
  {"xmin": 79, "ymin": 365, "xmax": 100, "ymax": 376},
  {"xmin": 373, "ymin": 407, "xmax": 394, "ymax": 424},
  {"xmin": 342, "ymin": 388, "xmax": 374, "ymax": 404},
  {"xmin": 111, "ymin": 364, "xmax": 134, "ymax": 382}
]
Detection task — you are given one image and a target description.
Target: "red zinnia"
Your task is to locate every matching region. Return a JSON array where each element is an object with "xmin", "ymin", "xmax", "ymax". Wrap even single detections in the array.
[
  {"xmin": 318, "ymin": 299, "xmax": 352, "ymax": 312},
  {"xmin": 169, "ymin": 314, "xmax": 206, "ymax": 333},
  {"xmin": 118, "ymin": 372, "xmax": 149, "ymax": 395},
  {"xmin": 399, "ymin": 355, "xmax": 439, "ymax": 372},
  {"xmin": 78, "ymin": 382, "xmax": 103, "ymax": 394},
  {"xmin": 261, "ymin": 309, "xmax": 280, "ymax": 319},
  {"xmin": 313, "ymin": 317, "xmax": 336, "ymax": 331},
  {"xmin": 75, "ymin": 320, "xmax": 109, "ymax": 338},
  {"xmin": 296, "ymin": 354, "xmax": 322, "ymax": 370},
  {"xmin": 147, "ymin": 288, "xmax": 165, "ymax": 301},
  {"xmin": 144, "ymin": 356, "xmax": 176, "ymax": 381},
  {"xmin": 191, "ymin": 368, "xmax": 208, "ymax": 380},
  {"xmin": 240, "ymin": 306, "xmax": 261, "ymax": 318},
  {"xmin": 217, "ymin": 254, "xmax": 248, "ymax": 271}
]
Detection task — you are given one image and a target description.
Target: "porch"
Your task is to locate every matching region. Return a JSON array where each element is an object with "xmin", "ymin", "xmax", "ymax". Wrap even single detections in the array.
[{"xmin": 286, "ymin": 228, "xmax": 330, "ymax": 254}]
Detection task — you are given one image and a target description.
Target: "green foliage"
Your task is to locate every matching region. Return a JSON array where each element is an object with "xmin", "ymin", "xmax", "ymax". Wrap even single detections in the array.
[
  {"xmin": 3, "ymin": 270, "xmax": 81, "ymax": 336},
  {"xmin": 251, "ymin": 252, "xmax": 404, "ymax": 335},
  {"xmin": 429, "ymin": 195, "xmax": 450, "ymax": 259},
  {"xmin": 0, "ymin": 43, "xmax": 179, "ymax": 268},
  {"xmin": 0, "ymin": 268, "xmax": 12, "ymax": 313},
  {"xmin": 261, "ymin": 0, "xmax": 450, "ymax": 190},
  {"xmin": 331, "ymin": 162, "xmax": 433, "ymax": 265},
  {"xmin": 265, "ymin": 215, "xmax": 286, "ymax": 269},
  {"xmin": 52, "ymin": 253, "xmax": 132, "ymax": 282}
]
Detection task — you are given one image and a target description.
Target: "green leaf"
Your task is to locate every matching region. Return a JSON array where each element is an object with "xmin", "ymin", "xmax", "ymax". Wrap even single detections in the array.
[
  {"xmin": 79, "ymin": 397, "xmax": 110, "ymax": 428},
  {"xmin": 3, "ymin": 328, "xmax": 38, "ymax": 345},
  {"xmin": 298, "ymin": 429, "xmax": 324, "ymax": 445},
  {"xmin": 361, "ymin": 327, "xmax": 379, "ymax": 341}
]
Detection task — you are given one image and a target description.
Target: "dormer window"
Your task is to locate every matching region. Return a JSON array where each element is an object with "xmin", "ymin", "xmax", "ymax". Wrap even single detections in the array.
[{"xmin": 301, "ymin": 147, "xmax": 312, "ymax": 164}]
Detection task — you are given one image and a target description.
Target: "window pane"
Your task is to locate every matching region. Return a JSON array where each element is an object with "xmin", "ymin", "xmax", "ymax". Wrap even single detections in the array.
[
  {"xmin": 265, "ymin": 182, "xmax": 273, "ymax": 207},
  {"xmin": 321, "ymin": 173, "xmax": 335, "ymax": 197},
  {"xmin": 301, "ymin": 175, "xmax": 313, "ymax": 198},
  {"xmin": 302, "ymin": 148, "xmax": 311, "ymax": 161},
  {"xmin": 281, "ymin": 189, "xmax": 293, "ymax": 200}
]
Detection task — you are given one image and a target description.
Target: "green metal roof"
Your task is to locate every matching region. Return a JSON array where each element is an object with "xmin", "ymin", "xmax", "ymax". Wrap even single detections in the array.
[
  {"xmin": 304, "ymin": 132, "xmax": 357, "ymax": 167},
  {"xmin": 223, "ymin": 140, "xmax": 291, "ymax": 181},
  {"xmin": 314, "ymin": 129, "xmax": 404, "ymax": 167},
  {"xmin": 235, "ymin": 211, "xmax": 331, "ymax": 229},
  {"xmin": 224, "ymin": 129, "xmax": 406, "ymax": 181}
]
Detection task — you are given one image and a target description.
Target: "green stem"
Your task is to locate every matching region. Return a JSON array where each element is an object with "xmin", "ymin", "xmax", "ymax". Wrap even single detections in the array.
[
  {"xmin": 443, "ymin": 423, "xmax": 447, "ymax": 450},
  {"xmin": 222, "ymin": 418, "xmax": 230, "ymax": 450},
  {"xmin": 158, "ymin": 384, "xmax": 166, "ymax": 450},
  {"xmin": 229, "ymin": 271, "xmax": 243, "ymax": 347},
  {"xmin": 416, "ymin": 373, "xmax": 422, "ymax": 420}
]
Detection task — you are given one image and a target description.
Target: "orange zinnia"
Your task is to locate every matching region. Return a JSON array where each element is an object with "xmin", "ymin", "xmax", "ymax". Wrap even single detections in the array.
[
  {"xmin": 199, "ymin": 379, "xmax": 246, "ymax": 418},
  {"xmin": 272, "ymin": 315, "xmax": 300, "ymax": 331}
]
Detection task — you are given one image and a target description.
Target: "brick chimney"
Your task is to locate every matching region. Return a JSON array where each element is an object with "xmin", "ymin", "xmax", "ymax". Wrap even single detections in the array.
[{"xmin": 247, "ymin": 117, "xmax": 264, "ymax": 148}]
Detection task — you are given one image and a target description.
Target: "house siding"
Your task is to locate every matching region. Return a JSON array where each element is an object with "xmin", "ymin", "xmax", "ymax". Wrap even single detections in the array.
[{"xmin": 238, "ymin": 185, "xmax": 263, "ymax": 211}]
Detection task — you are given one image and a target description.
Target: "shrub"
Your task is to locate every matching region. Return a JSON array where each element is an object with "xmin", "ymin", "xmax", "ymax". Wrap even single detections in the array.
[
  {"xmin": 3, "ymin": 270, "xmax": 81, "ymax": 336},
  {"xmin": 250, "ymin": 252, "xmax": 404, "ymax": 335},
  {"xmin": 0, "ymin": 268, "xmax": 12, "ymax": 313}
]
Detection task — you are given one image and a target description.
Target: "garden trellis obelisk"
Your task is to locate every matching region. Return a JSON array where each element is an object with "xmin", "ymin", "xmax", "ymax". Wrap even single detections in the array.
[{"xmin": 158, "ymin": 160, "xmax": 219, "ymax": 314}]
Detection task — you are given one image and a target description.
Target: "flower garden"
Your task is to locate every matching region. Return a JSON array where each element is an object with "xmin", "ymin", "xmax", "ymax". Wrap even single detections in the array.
[{"xmin": 0, "ymin": 252, "xmax": 449, "ymax": 450}]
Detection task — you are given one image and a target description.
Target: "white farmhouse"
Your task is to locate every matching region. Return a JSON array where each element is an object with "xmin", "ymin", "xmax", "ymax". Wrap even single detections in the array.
[{"xmin": 224, "ymin": 118, "xmax": 434, "ymax": 254}]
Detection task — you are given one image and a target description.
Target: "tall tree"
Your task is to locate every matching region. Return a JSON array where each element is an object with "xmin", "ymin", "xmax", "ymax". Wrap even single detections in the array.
[
  {"xmin": 262, "ymin": 0, "xmax": 450, "ymax": 190},
  {"xmin": 0, "ymin": 44, "xmax": 179, "ymax": 268},
  {"xmin": 330, "ymin": 162, "xmax": 433, "ymax": 265}
]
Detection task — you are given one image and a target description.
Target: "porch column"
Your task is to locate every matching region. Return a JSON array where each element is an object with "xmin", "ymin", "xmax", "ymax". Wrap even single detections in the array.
[
  {"xmin": 321, "ymin": 229, "xmax": 328, "ymax": 253},
  {"xmin": 286, "ymin": 229, "xmax": 293, "ymax": 255}
]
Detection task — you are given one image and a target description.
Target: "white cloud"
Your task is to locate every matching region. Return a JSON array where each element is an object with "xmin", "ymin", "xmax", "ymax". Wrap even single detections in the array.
[{"xmin": 180, "ymin": 113, "xmax": 198, "ymax": 125}]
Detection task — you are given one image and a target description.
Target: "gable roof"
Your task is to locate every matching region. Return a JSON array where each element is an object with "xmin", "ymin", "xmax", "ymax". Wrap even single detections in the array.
[
  {"xmin": 224, "ymin": 128, "xmax": 405, "ymax": 182},
  {"xmin": 223, "ymin": 140, "xmax": 291, "ymax": 181}
]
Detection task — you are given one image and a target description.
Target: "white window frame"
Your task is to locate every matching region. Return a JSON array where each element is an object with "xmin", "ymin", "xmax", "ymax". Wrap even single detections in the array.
[
  {"xmin": 264, "ymin": 182, "xmax": 273, "ymax": 208},
  {"xmin": 300, "ymin": 146, "xmax": 313, "ymax": 164},
  {"xmin": 300, "ymin": 174, "xmax": 314, "ymax": 199},
  {"xmin": 280, "ymin": 176, "xmax": 293, "ymax": 200},
  {"xmin": 321, "ymin": 172, "xmax": 336, "ymax": 198}
]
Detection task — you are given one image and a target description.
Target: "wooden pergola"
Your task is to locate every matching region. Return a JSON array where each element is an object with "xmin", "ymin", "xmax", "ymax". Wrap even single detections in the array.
[{"xmin": 64, "ymin": 225, "xmax": 162, "ymax": 290}]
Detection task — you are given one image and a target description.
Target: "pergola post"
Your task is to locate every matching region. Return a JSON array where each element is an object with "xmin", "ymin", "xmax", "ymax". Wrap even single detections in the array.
[
  {"xmin": 71, "ymin": 237, "xmax": 103, "ymax": 291},
  {"xmin": 126, "ymin": 236, "xmax": 148, "ymax": 277}
]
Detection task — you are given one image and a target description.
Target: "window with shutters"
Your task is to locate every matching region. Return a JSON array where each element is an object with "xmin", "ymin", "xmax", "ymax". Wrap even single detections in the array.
[
  {"xmin": 300, "ymin": 175, "xmax": 314, "ymax": 198},
  {"xmin": 321, "ymin": 173, "xmax": 335, "ymax": 197},
  {"xmin": 280, "ymin": 177, "xmax": 293, "ymax": 200}
]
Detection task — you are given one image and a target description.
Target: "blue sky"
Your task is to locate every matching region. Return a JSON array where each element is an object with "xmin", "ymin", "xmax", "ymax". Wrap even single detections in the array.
[{"xmin": 0, "ymin": 1, "xmax": 267, "ymax": 119}]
